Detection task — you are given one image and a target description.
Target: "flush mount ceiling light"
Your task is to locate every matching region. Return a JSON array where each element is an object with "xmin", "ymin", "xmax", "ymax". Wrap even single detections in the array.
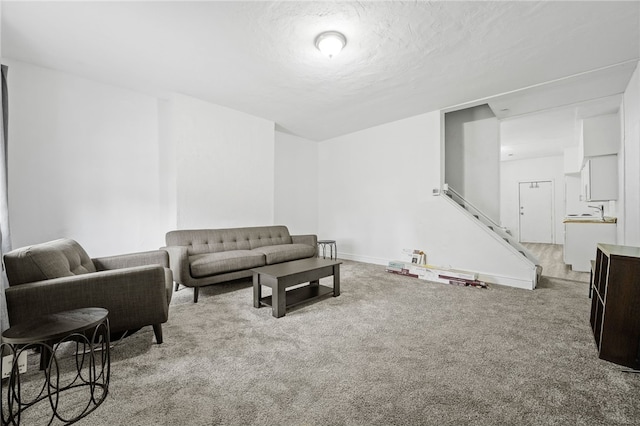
[{"xmin": 315, "ymin": 31, "xmax": 347, "ymax": 58}]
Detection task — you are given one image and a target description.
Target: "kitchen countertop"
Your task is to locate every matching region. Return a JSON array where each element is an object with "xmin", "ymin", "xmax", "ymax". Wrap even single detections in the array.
[{"xmin": 563, "ymin": 216, "xmax": 617, "ymax": 224}]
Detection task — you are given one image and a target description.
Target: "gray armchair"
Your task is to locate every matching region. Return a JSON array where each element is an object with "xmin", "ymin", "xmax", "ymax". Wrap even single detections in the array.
[{"xmin": 3, "ymin": 238, "xmax": 172, "ymax": 343}]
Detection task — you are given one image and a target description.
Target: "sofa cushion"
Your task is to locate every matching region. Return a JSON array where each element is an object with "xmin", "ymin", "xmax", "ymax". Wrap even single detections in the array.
[
  {"xmin": 189, "ymin": 250, "xmax": 265, "ymax": 278},
  {"xmin": 252, "ymin": 244, "xmax": 316, "ymax": 265},
  {"xmin": 4, "ymin": 238, "xmax": 97, "ymax": 286}
]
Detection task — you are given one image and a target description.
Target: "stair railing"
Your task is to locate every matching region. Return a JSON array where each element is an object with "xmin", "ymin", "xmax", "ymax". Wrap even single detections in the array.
[{"xmin": 444, "ymin": 187, "xmax": 505, "ymax": 232}]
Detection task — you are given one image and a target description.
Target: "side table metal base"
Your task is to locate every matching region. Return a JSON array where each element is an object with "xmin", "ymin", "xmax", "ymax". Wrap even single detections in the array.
[
  {"xmin": 1, "ymin": 316, "xmax": 110, "ymax": 425},
  {"xmin": 317, "ymin": 240, "xmax": 337, "ymax": 260}
]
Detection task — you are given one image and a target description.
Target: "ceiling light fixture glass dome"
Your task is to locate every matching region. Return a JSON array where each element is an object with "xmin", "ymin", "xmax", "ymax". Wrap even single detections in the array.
[{"xmin": 315, "ymin": 31, "xmax": 347, "ymax": 58}]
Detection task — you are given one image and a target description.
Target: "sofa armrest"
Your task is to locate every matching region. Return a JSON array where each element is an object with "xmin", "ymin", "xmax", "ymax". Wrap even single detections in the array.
[
  {"xmin": 161, "ymin": 245, "xmax": 192, "ymax": 286},
  {"xmin": 92, "ymin": 250, "xmax": 170, "ymax": 271},
  {"xmin": 5, "ymin": 265, "xmax": 169, "ymax": 333},
  {"xmin": 292, "ymin": 234, "xmax": 317, "ymax": 246},
  {"xmin": 292, "ymin": 234, "xmax": 317, "ymax": 256}
]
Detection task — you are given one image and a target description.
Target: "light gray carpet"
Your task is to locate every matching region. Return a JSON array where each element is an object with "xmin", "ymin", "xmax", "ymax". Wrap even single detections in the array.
[{"xmin": 10, "ymin": 260, "xmax": 640, "ymax": 425}]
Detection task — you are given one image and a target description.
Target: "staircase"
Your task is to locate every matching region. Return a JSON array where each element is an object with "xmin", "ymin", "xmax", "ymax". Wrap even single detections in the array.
[{"xmin": 443, "ymin": 187, "xmax": 542, "ymax": 282}]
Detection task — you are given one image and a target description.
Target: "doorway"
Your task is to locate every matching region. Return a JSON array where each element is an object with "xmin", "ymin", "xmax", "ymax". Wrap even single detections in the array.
[{"xmin": 519, "ymin": 181, "xmax": 553, "ymax": 243}]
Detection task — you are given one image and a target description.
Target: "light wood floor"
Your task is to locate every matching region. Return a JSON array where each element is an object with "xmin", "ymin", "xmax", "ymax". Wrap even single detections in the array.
[{"xmin": 522, "ymin": 243, "xmax": 590, "ymax": 283}]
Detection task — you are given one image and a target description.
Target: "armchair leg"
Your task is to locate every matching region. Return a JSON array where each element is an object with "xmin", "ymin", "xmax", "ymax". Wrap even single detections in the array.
[
  {"xmin": 152, "ymin": 324, "xmax": 163, "ymax": 344},
  {"xmin": 174, "ymin": 282, "xmax": 179, "ymax": 292},
  {"xmin": 193, "ymin": 287, "xmax": 199, "ymax": 303}
]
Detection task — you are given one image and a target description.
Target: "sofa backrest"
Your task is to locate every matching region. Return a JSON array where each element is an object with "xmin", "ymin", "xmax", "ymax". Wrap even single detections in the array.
[
  {"xmin": 165, "ymin": 226, "xmax": 293, "ymax": 256},
  {"xmin": 3, "ymin": 238, "xmax": 97, "ymax": 286}
]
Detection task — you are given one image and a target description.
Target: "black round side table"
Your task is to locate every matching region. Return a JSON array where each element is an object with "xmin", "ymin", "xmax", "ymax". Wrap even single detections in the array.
[
  {"xmin": 317, "ymin": 240, "xmax": 337, "ymax": 260},
  {"xmin": 1, "ymin": 307, "xmax": 110, "ymax": 425}
]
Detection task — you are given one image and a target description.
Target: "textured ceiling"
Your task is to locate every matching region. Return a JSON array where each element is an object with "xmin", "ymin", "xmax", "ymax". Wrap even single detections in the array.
[{"xmin": 2, "ymin": 1, "xmax": 639, "ymax": 141}]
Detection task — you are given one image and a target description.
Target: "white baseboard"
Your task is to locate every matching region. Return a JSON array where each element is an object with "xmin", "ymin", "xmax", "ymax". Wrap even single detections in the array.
[
  {"xmin": 334, "ymin": 252, "xmax": 388, "ymax": 266},
  {"xmin": 477, "ymin": 272, "xmax": 535, "ymax": 290},
  {"xmin": 337, "ymin": 252, "xmax": 536, "ymax": 290}
]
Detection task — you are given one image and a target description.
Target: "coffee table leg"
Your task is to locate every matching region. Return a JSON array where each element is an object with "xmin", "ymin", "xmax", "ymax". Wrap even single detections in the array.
[
  {"xmin": 272, "ymin": 282, "xmax": 286, "ymax": 318},
  {"xmin": 333, "ymin": 264, "xmax": 341, "ymax": 296},
  {"xmin": 253, "ymin": 273, "xmax": 261, "ymax": 308}
]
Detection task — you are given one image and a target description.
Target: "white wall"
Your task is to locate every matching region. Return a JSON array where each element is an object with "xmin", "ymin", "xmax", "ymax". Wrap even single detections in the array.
[
  {"xmin": 158, "ymin": 99, "xmax": 177, "ymax": 232},
  {"xmin": 6, "ymin": 63, "xmax": 278, "ymax": 255},
  {"xmin": 622, "ymin": 63, "xmax": 640, "ymax": 246},
  {"xmin": 3, "ymin": 57, "xmax": 554, "ymax": 289},
  {"xmin": 167, "ymin": 94, "xmax": 275, "ymax": 230},
  {"xmin": 318, "ymin": 111, "xmax": 535, "ymax": 288},
  {"xmin": 500, "ymin": 156, "xmax": 566, "ymax": 245},
  {"xmin": 444, "ymin": 105, "xmax": 500, "ymax": 223},
  {"xmin": 318, "ymin": 113, "xmax": 439, "ymax": 264},
  {"xmin": 274, "ymin": 131, "xmax": 318, "ymax": 235},
  {"xmin": 7, "ymin": 61, "xmax": 164, "ymax": 256}
]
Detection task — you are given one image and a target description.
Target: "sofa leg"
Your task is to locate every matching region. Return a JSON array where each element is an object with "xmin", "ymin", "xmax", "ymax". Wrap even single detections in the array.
[
  {"xmin": 194, "ymin": 287, "xmax": 199, "ymax": 303},
  {"xmin": 152, "ymin": 324, "xmax": 163, "ymax": 344},
  {"xmin": 174, "ymin": 282, "xmax": 179, "ymax": 292}
]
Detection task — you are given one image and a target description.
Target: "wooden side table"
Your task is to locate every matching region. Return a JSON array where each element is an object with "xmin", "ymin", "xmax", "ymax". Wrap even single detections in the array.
[
  {"xmin": 317, "ymin": 240, "xmax": 337, "ymax": 260},
  {"xmin": 1, "ymin": 307, "xmax": 110, "ymax": 425}
]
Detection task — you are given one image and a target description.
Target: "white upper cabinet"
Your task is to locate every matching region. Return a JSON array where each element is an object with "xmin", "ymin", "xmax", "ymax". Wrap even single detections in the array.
[
  {"xmin": 581, "ymin": 154, "xmax": 618, "ymax": 201},
  {"xmin": 580, "ymin": 113, "xmax": 621, "ymax": 161},
  {"xmin": 577, "ymin": 112, "xmax": 620, "ymax": 201}
]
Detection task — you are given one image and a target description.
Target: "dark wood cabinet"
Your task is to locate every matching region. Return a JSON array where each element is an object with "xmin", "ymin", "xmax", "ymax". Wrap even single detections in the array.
[{"xmin": 590, "ymin": 243, "xmax": 640, "ymax": 369}]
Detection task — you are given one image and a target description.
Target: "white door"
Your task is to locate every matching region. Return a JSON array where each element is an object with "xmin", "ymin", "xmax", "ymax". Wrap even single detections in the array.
[{"xmin": 519, "ymin": 181, "xmax": 553, "ymax": 243}]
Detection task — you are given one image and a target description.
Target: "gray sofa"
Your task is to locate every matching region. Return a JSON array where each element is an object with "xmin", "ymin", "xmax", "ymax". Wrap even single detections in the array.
[
  {"xmin": 3, "ymin": 238, "xmax": 173, "ymax": 343},
  {"xmin": 164, "ymin": 225, "xmax": 317, "ymax": 302}
]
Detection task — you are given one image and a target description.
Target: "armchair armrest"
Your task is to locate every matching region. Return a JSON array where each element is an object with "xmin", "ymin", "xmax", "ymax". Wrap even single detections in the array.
[
  {"xmin": 5, "ymin": 265, "xmax": 169, "ymax": 333},
  {"xmin": 161, "ymin": 245, "xmax": 193, "ymax": 286},
  {"xmin": 92, "ymin": 250, "xmax": 169, "ymax": 271}
]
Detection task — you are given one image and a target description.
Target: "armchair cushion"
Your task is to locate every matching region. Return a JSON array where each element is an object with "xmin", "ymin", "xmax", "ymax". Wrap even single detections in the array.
[{"xmin": 4, "ymin": 238, "xmax": 97, "ymax": 286}]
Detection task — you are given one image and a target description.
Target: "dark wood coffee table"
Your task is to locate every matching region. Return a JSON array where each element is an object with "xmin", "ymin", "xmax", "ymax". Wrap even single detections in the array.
[{"xmin": 252, "ymin": 258, "xmax": 341, "ymax": 318}]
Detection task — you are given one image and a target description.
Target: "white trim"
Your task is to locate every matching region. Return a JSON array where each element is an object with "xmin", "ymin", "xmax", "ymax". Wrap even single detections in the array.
[
  {"xmin": 338, "ymin": 253, "xmax": 537, "ymax": 290},
  {"xmin": 477, "ymin": 269, "xmax": 537, "ymax": 290},
  {"xmin": 336, "ymin": 252, "xmax": 388, "ymax": 266},
  {"xmin": 440, "ymin": 59, "xmax": 639, "ymax": 115}
]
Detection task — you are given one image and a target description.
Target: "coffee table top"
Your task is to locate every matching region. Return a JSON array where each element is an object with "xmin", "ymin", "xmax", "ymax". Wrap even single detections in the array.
[
  {"xmin": 251, "ymin": 257, "xmax": 341, "ymax": 278},
  {"xmin": 2, "ymin": 307, "xmax": 108, "ymax": 345}
]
